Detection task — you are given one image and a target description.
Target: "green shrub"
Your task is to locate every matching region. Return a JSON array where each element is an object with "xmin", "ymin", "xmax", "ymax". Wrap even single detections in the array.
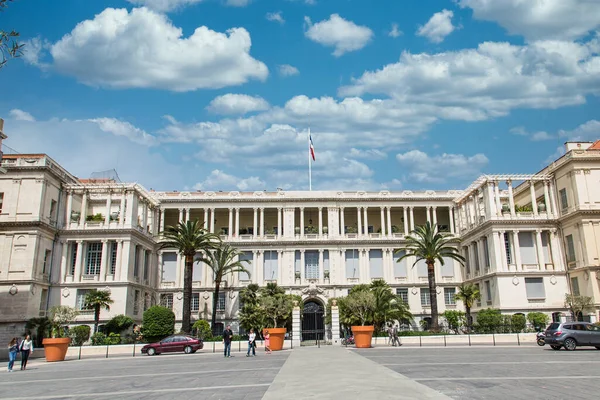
[
  {"xmin": 105, "ymin": 315, "xmax": 134, "ymax": 335},
  {"xmin": 511, "ymin": 314, "xmax": 527, "ymax": 333},
  {"xmin": 192, "ymin": 320, "xmax": 213, "ymax": 340},
  {"xmin": 91, "ymin": 332, "xmax": 107, "ymax": 346},
  {"xmin": 142, "ymin": 306, "xmax": 175, "ymax": 342},
  {"xmin": 70, "ymin": 325, "xmax": 91, "ymax": 346},
  {"xmin": 442, "ymin": 310, "xmax": 466, "ymax": 334},
  {"xmin": 474, "ymin": 308, "xmax": 503, "ymax": 333},
  {"xmin": 527, "ymin": 312, "xmax": 550, "ymax": 331},
  {"xmin": 106, "ymin": 332, "xmax": 121, "ymax": 345}
]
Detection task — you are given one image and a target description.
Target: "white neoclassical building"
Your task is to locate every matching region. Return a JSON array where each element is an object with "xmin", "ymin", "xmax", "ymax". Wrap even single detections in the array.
[{"xmin": 1, "ymin": 126, "xmax": 599, "ymax": 342}]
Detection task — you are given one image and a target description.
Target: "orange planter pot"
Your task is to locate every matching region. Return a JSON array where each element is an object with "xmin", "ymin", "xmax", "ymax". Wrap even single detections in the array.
[
  {"xmin": 42, "ymin": 338, "xmax": 71, "ymax": 362},
  {"xmin": 351, "ymin": 326, "xmax": 374, "ymax": 348},
  {"xmin": 263, "ymin": 328, "xmax": 286, "ymax": 351}
]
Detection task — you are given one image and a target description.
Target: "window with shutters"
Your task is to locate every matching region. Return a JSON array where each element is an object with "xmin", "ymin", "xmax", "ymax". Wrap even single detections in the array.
[
  {"xmin": 525, "ymin": 277, "xmax": 545, "ymax": 300},
  {"xmin": 85, "ymin": 242, "xmax": 102, "ymax": 275}
]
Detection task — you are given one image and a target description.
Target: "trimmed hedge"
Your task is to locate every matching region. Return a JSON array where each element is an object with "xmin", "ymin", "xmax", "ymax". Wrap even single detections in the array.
[
  {"xmin": 142, "ymin": 306, "xmax": 175, "ymax": 342},
  {"xmin": 70, "ymin": 325, "xmax": 91, "ymax": 346}
]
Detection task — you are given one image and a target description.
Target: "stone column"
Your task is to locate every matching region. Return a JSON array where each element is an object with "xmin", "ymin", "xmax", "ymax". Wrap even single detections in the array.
[
  {"xmin": 498, "ymin": 231, "xmax": 508, "ymax": 271},
  {"xmin": 256, "ymin": 250, "xmax": 264, "ymax": 284},
  {"xmin": 318, "ymin": 249, "xmax": 324, "ymax": 283},
  {"xmin": 119, "ymin": 192, "xmax": 126, "ymax": 226},
  {"xmin": 494, "ymin": 181, "xmax": 502, "ymax": 217},
  {"xmin": 300, "ymin": 207, "xmax": 305, "ymax": 238},
  {"xmin": 115, "ymin": 240, "xmax": 124, "ymax": 281},
  {"xmin": 492, "ymin": 231, "xmax": 502, "ymax": 272},
  {"xmin": 432, "ymin": 206, "xmax": 438, "ymax": 227},
  {"xmin": 549, "ymin": 180, "xmax": 558, "ymax": 217},
  {"xmin": 403, "ymin": 207, "xmax": 409, "ymax": 234},
  {"xmin": 356, "ymin": 207, "xmax": 362, "ymax": 236},
  {"xmin": 292, "ymin": 302, "xmax": 301, "ymax": 347},
  {"xmin": 235, "ymin": 208, "xmax": 240, "ymax": 237},
  {"xmin": 449, "ymin": 206, "xmax": 455, "ymax": 234},
  {"xmin": 228, "ymin": 208, "xmax": 233, "ymax": 239},
  {"xmin": 79, "ymin": 192, "xmax": 87, "ymax": 228},
  {"xmin": 339, "ymin": 207, "xmax": 345, "ymax": 236},
  {"xmin": 60, "ymin": 241, "xmax": 68, "ymax": 281},
  {"xmin": 175, "ymin": 253, "xmax": 182, "ymax": 288},
  {"xmin": 473, "ymin": 193, "xmax": 480, "ymax": 222},
  {"xmin": 549, "ymin": 229, "xmax": 561, "ymax": 271},
  {"xmin": 363, "ymin": 207, "xmax": 369, "ymax": 236},
  {"xmin": 426, "ymin": 206, "xmax": 431, "ymax": 224},
  {"xmin": 331, "ymin": 301, "xmax": 340, "ymax": 345},
  {"xmin": 100, "ymin": 239, "xmax": 109, "ymax": 281},
  {"xmin": 543, "ymin": 181, "xmax": 551, "ymax": 217},
  {"xmin": 74, "ymin": 240, "xmax": 84, "ymax": 281},
  {"xmin": 259, "ymin": 208, "xmax": 265, "ymax": 237},
  {"xmin": 318, "ymin": 207, "xmax": 323, "ymax": 237},
  {"xmin": 157, "ymin": 251, "xmax": 164, "ymax": 284},
  {"xmin": 201, "ymin": 208, "xmax": 207, "ymax": 230},
  {"xmin": 513, "ymin": 231, "xmax": 522, "ymax": 271},
  {"xmin": 380, "ymin": 207, "xmax": 386, "ymax": 237},
  {"xmin": 178, "ymin": 208, "xmax": 184, "ymax": 224},
  {"xmin": 143, "ymin": 202, "xmax": 149, "ymax": 230},
  {"xmin": 210, "ymin": 208, "xmax": 215, "ymax": 233},
  {"xmin": 66, "ymin": 191, "xmax": 73, "ymax": 225},
  {"xmin": 160, "ymin": 209, "xmax": 165, "ymax": 233},
  {"xmin": 409, "ymin": 207, "xmax": 415, "ymax": 231},
  {"xmin": 277, "ymin": 207, "xmax": 282, "ymax": 238},
  {"xmin": 300, "ymin": 250, "xmax": 305, "ymax": 284},
  {"xmin": 386, "ymin": 206, "xmax": 392, "ymax": 238},
  {"xmin": 530, "ymin": 181, "xmax": 539, "ymax": 216},
  {"xmin": 535, "ymin": 230, "xmax": 545, "ymax": 270},
  {"xmin": 507, "ymin": 180, "xmax": 516, "ymax": 217}
]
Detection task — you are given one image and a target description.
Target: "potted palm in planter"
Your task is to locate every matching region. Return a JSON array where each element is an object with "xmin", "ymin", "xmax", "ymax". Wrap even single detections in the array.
[
  {"xmin": 342, "ymin": 289, "xmax": 376, "ymax": 348},
  {"xmin": 258, "ymin": 283, "xmax": 293, "ymax": 351},
  {"xmin": 43, "ymin": 306, "xmax": 79, "ymax": 362}
]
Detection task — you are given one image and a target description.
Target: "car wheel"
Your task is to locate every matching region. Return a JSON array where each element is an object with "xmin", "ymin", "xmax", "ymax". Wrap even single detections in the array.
[
  {"xmin": 147, "ymin": 348, "xmax": 156, "ymax": 356},
  {"xmin": 537, "ymin": 339, "xmax": 545, "ymax": 346},
  {"xmin": 563, "ymin": 338, "xmax": 577, "ymax": 351},
  {"xmin": 184, "ymin": 346, "xmax": 193, "ymax": 354},
  {"xmin": 550, "ymin": 345, "xmax": 561, "ymax": 350}
]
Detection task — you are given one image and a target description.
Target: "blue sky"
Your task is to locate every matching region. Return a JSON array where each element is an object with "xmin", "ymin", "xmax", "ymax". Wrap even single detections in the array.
[{"xmin": 1, "ymin": 0, "xmax": 599, "ymax": 191}]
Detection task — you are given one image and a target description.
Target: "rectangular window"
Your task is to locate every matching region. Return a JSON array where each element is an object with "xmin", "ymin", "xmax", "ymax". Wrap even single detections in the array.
[
  {"xmin": 160, "ymin": 293, "xmax": 173, "ymax": 310},
  {"xmin": 305, "ymin": 250, "xmax": 319, "ymax": 280},
  {"xmin": 345, "ymin": 249, "xmax": 359, "ymax": 279},
  {"xmin": 49, "ymin": 199, "xmax": 57, "ymax": 222},
  {"xmin": 394, "ymin": 250, "xmax": 408, "ymax": 277},
  {"xmin": 396, "ymin": 288, "xmax": 409, "ymax": 304},
  {"xmin": 0, "ymin": 192, "xmax": 3, "ymax": 213},
  {"xmin": 483, "ymin": 237, "xmax": 490, "ymax": 268},
  {"xmin": 571, "ymin": 277, "xmax": 580, "ymax": 296},
  {"xmin": 263, "ymin": 250, "xmax": 278, "ymax": 281},
  {"xmin": 444, "ymin": 288, "xmax": 456, "ymax": 305},
  {"xmin": 559, "ymin": 188, "xmax": 568, "ymax": 210},
  {"xmin": 416, "ymin": 259, "xmax": 428, "ymax": 277},
  {"xmin": 484, "ymin": 280, "xmax": 492, "ymax": 302},
  {"xmin": 475, "ymin": 284, "xmax": 481, "ymax": 306},
  {"xmin": 504, "ymin": 233, "xmax": 512, "ymax": 265},
  {"xmin": 143, "ymin": 250, "xmax": 149, "ymax": 281},
  {"xmin": 191, "ymin": 293, "xmax": 200, "ymax": 312},
  {"xmin": 133, "ymin": 290, "xmax": 140, "ymax": 314},
  {"xmin": 39, "ymin": 289, "xmax": 48, "ymax": 316},
  {"xmin": 193, "ymin": 258, "xmax": 202, "ymax": 282},
  {"xmin": 464, "ymin": 247, "xmax": 471, "ymax": 275},
  {"xmin": 110, "ymin": 242, "xmax": 117, "ymax": 275},
  {"xmin": 76, "ymin": 289, "xmax": 92, "ymax": 311},
  {"xmin": 85, "ymin": 242, "xmax": 102, "ymax": 275},
  {"xmin": 525, "ymin": 277, "xmax": 546, "ymax": 300},
  {"xmin": 541, "ymin": 232, "xmax": 551, "ymax": 265},
  {"xmin": 518, "ymin": 232, "xmax": 537, "ymax": 265},
  {"xmin": 217, "ymin": 292, "xmax": 226, "ymax": 311},
  {"xmin": 42, "ymin": 249, "xmax": 51, "ymax": 275},
  {"xmin": 133, "ymin": 245, "xmax": 140, "ymax": 277},
  {"xmin": 238, "ymin": 251, "xmax": 253, "ymax": 281},
  {"xmin": 441, "ymin": 257, "xmax": 455, "ymax": 277},
  {"xmin": 70, "ymin": 243, "xmax": 78, "ymax": 275},
  {"xmin": 162, "ymin": 252, "xmax": 177, "ymax": 282},
  {"xmin": 566, "ymin": 235, "xmax": 576, "ymax": 263},
  {"xmin": 369, "ymin": 249, "xmax": 383, "ymax": 278},
  {"xmin": 473, "ymin": 243, "xmax": 480, "ymax": 272},
  {"xmin": 420, "ymin": 288, "xmax": 430, "ymax": 306}
]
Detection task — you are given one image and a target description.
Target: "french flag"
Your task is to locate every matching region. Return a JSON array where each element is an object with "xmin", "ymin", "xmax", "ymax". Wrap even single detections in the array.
[{"xmin": 309, "ymin": 134, "xmax": 316, "ymax": 161}]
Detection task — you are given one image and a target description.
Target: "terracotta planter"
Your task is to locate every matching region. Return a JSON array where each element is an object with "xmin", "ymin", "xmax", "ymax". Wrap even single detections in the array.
[
  {"xmin": 263, "ymin": 328, "xmax": 286, "ymax": 351},
  {"xmin": 351, "ymin": 326, "xmax": 374, "ymax": 348},
  {"xmin": 42, "ymin": 338, "xmax": 71, "ymax": 362}
]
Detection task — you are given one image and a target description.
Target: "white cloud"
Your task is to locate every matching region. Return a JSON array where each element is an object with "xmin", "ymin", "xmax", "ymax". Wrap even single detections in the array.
[
  {"xmin": 339, "ymin": 38, "xmax": 600, "ymax": 119},
  {"xmin": 266, "ymin": 11, "xmax": 285, "ymax": 24},
  {"xmin": 21, "ymin": 37, "xmax": 51, "ymax": 67},
  {"xmin": 225, "ymin": 0, "xmax": 251, "ymax": 7},
  {"xmin": 347, "ymin": 148, "xmax": 387, "ymax": 160},
  {"xmin": 9, "ymin": 109, "xmax": 35, "ymax": 122},
  {"xmin": 558, "ymin": 120, "xmax": 600, "ymax": 141},
  {"xmin": 87, "ymin": 118, "xmax": 157, "ymax": 145},
  {"xmin": 510, "ymin": 126, "xmax": 527, "ymax": 136},
  {"xmin": 417, "ymin": 9, "xmax": 456, "ymax": 43},
  {"xmin": 389, "ymin": 23, "xmax": 403, "ymax": 38},
  {"xmin": 38, "ymin": 7, "xmax": 267, "ymax": 92},
  {"xmin": 396, "ymin": 150, "xmax": 489, "ymax": 184},
  {"xmin": 510, "ymin": 126, "xmax": 552, "ymax": 141},
  {"xmin": 207, "ymin": 94, "xmax": 270, "ymax": 115},
  {"xmin": 126, "ymin": 0, "xmax": 203, "ymax": 12},
  {"xmin": 459, "ymin": 0, "xmax": 600, "ymax": 41},
  {"xmin": 278, "ymin": 64, "xmax": 299, "ymax": 77},
  {"xmin": 194, "ymin": 169, "xmax": 265, "ymax": 191},
  {"xmin": 304, "ymin": 14, "xmax": 373, "ymax": 57}
]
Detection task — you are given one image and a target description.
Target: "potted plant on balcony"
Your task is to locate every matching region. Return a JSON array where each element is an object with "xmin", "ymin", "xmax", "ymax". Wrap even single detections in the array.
[
  {"xmin": 324, "ymin": 270, "xmax": 330, "ymax": 281},
  {"xmin": 258, "ymin": 283, "xmax": 293, "ymax": 351},
  {"xmin": 294, "ymin": 226, "xmax": 300, "ymax": 235},
  {"xmin": 43, "ymin": 306, "xmax": 79, "ymax": 362},
  {"xmin": 70, "ymin": 211, "xmax": 80, "ymax": 222},
  {"xmin": 341, "ymin": 287, "xmax": 376, "ymax": 348}
]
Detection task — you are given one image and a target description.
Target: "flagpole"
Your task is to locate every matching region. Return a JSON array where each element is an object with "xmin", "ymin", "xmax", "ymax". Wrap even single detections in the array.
[{"xmin": 308, "ymin": 127, "xmax": 312, "ymax": 191}]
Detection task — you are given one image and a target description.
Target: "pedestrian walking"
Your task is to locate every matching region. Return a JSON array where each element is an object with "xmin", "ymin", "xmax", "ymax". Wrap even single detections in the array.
[
  {"xmin": 19, "ymin": 335, "xmax": 33, "ymax": 370},
  {"xmin": 7, "ymin": 338, "xmax": 19, "ymax": 372},
  {"xmin": 264, "ymin": 330, "xmax": 272, "ymax": 354},
  {"xmin": 392, "ymin": 325, "xmax": 402, "ymax": 347},
  {"xmin": 223, "ymin": 325, "xmax": 233, "ymax": 358},
  {"xmin": 387, "ymin": 325, "xmax": 393, "ymax": 346},
  {"xmin": 246, "ymin": 329, "xmax": 256, "ymax": 357}
]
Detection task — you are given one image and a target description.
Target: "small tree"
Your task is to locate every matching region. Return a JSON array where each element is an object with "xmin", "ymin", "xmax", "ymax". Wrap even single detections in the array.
[
  {"xmin": 70, "ymin": 325, "xmax": 91, "ymax": 346},
  {"xmin": 84, "ymin": 290, "xmax": 114, "ymax": 334},
  {"xmin": 238, "ymin": 284, "xmax": 265, "ymax": 335},
  {"xmin": 442, "ymin": 310, "xmax": 465, "ymax": 334},
  {"xmin": 48, "ymin": 306, "xmax": 79, "ymax": 338},
  {"xmin": 105, "ymin": 314, "xmax": 134, "ymax": 335},
  {"xmin": 192, "ymin": 320, "xmax": 213, "ymax": 340},
  {"xmin": 511, "ymin": 314, "xmax": 527, "ymax": 333},
  {"xmin": 527, "ymin": 312, "xmax": 550, "ymax": 331},
  {"xmin": 342, "ymin": 290, "xmax": 376, "ymax": 326},
  {"xmin": 565, "ymin": 294, "xmax": 594, "ymax": 321},
  {"xmin": 454, "ymin": 284, "xmax": 481, "ymax": 330},
  {"xmin": 474, "ymin": 308, "xmax": 502, "ymax": 333},
  {"xmin": 143, "ymin": 306, "xmax": 175, "ymax": 342},
  {"xmin": 260, "ymin": 295, "xmax": 293, "ymax": 329},
  {"xmin": 25, "ymin": 317, "xmax": 52, "ymax": 347}
]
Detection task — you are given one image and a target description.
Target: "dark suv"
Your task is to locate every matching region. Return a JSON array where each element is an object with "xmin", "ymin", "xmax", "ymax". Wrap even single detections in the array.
[{"xmin": 544, "ymin": 322, "xmax": 600, "ymax": 351}]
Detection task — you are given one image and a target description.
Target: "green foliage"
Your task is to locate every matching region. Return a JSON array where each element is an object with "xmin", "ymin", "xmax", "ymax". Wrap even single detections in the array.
[
  {"xmin": 25, "ymin": 317, "xmax": 52, "ymax": 347},
  {"xmin": 441, "ymin": 310, "xmax": 466, "ymax": 334},
  {"xmin": 370, "ymin": 280, "xmax": 412, "ymax": 331},
  {"xmin": 192, "ymin": 320, "xmax": 213, "ymax": 340},
  {"xmin": 341, "ymin": 290, "xmax": 376, "ymax": 326},
  {"xmin": 564, "ymin": 294, "xmax": 594, "ymax": 320},
  {"xmin": 260, "ymin": 294, "xmax": 293, "ymax": 328},
  {"xmin": 90, "ymin": 332, "xmax": 106, "ymax": 346},
  {"xmin": 238, "ymin": 284, "xmax": 265, "ymax": 333},
  {"xmin": 238, "ymin": 283, "xmax": 294, "ymax": 332},
  {"xmin": 515, "ymin": 204, "xmax": 533, "ymax": 212},
  {"xmin": 84, "ymin": 289, "xmax": 114, "ymax": 333},
  {"xmin": 49, "ymin": 306, "xmax": 79, "ymax": 338},
  {"xmin": 527, "ymin": 312, "xmax": 550, "ymax": 330},
  {"xmin": 455, "ymin": 284, "xmax": 481, "ymax": 329},
  {"xmin": 105, "ymin": 315, "xmax": 134, "ymax": 335},
  {"xmin": 142, "ymin": 306, "xmax": 175, "ymax": 342},
  {"xmin": 511, "ymin": 314, "xmax": 527, "ymax": 333},
  {"xmin": 69, "ymin": 325, "xmax": 91, "ymax": 346},
  {"xmin": 106, "ymin": 332, "xmax": 121, "ymax": 345},
  {"xmin": 0, "ymin": 0, "xmax": 24, "ymax": 69},
  {"xmin": 474, "ymin": 308, "xmax": 503, "ymax": 333},
  {"xmin": 86, "ymin": 213, "xmax": 105, "ymax": 222}
]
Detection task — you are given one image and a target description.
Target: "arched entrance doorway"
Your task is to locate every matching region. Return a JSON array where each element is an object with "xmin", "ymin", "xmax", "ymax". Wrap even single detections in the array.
[{"xmin": 301, "ymin": 300, "xmax": 324, "ymax": 343}]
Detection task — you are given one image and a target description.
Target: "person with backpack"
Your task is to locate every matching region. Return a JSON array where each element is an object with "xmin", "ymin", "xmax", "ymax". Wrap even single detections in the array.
[
  {"xmin": 7, "ymin": 338, "xmax": 19, "ymax": 372},
  {"xmin": 19, "ymin": 335, "xmax": 33, "ymax": 370}
]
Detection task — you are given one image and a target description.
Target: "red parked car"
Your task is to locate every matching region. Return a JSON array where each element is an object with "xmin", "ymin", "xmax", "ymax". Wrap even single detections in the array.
[{"xmin": 141, "ymin": 335, "xmax": 203, "ymax": 356}]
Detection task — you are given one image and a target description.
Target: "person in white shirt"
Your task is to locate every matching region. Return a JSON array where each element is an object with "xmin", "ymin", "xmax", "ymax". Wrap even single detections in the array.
[
  {"xmin": 246, "ymin": 329, "xmax": 256, "ymax": 357},
  {"xmin": 20, "ymin": 335, "xmax": 33, "ymax": 370}
]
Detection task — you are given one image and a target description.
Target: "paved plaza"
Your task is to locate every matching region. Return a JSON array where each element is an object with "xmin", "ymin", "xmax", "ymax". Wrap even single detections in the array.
[{"xmin": 1, "ymin": 346, "xmax": 599, "ymax": 399}]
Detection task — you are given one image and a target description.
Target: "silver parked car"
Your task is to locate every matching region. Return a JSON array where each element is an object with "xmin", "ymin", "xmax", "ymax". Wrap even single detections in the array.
[{"xmin": 544, "ymin": 322, "xmax": 600, "ymax": 351}]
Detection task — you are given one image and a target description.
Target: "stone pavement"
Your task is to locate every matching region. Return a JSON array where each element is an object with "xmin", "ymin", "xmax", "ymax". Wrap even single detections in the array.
[{"xmin": 262, "ymin": 346, "xmax": 450, "ymax": 400}]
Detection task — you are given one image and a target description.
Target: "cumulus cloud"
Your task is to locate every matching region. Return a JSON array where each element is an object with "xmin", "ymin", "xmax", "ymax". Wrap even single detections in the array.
[
  {"xmin": 21, "ymin": 37, "xmax": 51, "ymax": 67},
  {"xmin": 347, "ymin": 148, "xmax": 387, "ymax": 160},
  {"xmin": 278, "ymin": 64, "xmax": 299, "ymax": 77},
  {"xmin": 9, "ymin": 109, "xmax": 36, "ymax": 122},
  {"xmin": 459, "ymin": 0, "xmax": 600, "ymax": 41},
  {"xmin": 416, "ymin": 9, "xmax": 456, "ymax": 43},
  {"xmin": 304, "ymin": 14, "xmax": 373, "ymax": 57},
  {"xmin": 396, "ymin": 150, "xmax": 489, "ymax": 184},
  {"xmin": 389, "ymin": 23, "xmax": 403, "ymax": 38},
  {"xmin": 30, "ymin": 7, "xmax": 267, "ymax": 92},
  {"xmin": 194, "ymin": 170, "xmax": 265, "ymax": 191},
  {"xmin": 126, "ymin": 0, "xmax": 204, "ymax": 12},
  {"xmin": 87, "ymin": 118, "xmax": 158, "ymax": 145},
  {"xmin": 558, "ymin": 120, "xmax": 600, "ymax": 141},
  {"xmin": 206, "ymin": 94, "xmax": 270, "ymax": 115},
  {"xmin": 225, "ymin": 0, "xmax": 251, "ymax": 7},
  {"xmin": 266, "ymin": 11, "xmax": 285, "ymax": 24},
  {"xmin": 510, "ymin": 126, "xmax": 552, "ymax": 141}
]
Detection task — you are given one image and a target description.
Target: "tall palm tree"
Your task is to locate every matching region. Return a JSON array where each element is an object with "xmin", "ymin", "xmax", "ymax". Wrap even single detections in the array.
[
  {"xmin": 396, "ymin": 222, "xmax": 464, "ymax": 331},
  {"xmin": 370, "ymin": 279, "xmax": 412, "ymax": 332},
  {"xmin": 197, "ymin": 243, "xmax": 250, "ymax": 334},
  {"xmin": 454, "ymin": 284, "xmax": 481, "ymax": 331},
  {"xmin": 161, "ymin": 220, "xmax": 220, "ymax": 334},
  {"xmin": 84, "ymin": 289, "xmax": 114, "ymax": 334}
]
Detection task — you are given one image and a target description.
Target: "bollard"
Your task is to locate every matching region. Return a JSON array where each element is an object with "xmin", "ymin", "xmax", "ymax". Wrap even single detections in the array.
[
  {"xmin": 106, "ymin": 344, "xmax": 109, "ymax": 358},
  {"xmin": 238, "ymin": 341, "xmax": 241, "ymax": 352},
  {"xmin": 492, "ymin": 332, "xmax": 496, "ymax": 346},
  {"xmin": 133, "ymin": 341, "xmax": 136, "ymax": 357},
  {"xmin": 79, "ymin": 345, "xmax": 82, "ymax": 360},
  {"xmin": 419, "ymin": 335, "xmax": 422, "ymax": 347},
  {"xmin": 468, "ymin": 332, "xmax": 471, "ymax": 346},
  {"xmin": 517, "ymin": 332, "xmax": 520, "ymax": 346},
  {"xmin": 212, "ymin": 341, "xmax": 215, "ymax": 353},
  {"xmin": 443, "ymin": 335, "xmax": 447, "ymax": 347}
]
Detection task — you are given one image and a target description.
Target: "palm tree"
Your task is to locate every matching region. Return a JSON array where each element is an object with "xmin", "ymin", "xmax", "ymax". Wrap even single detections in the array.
[
  {"xmin": 396, "ymin": 222, "xmax": 465, "ymax": 331},
  {"xmin": 197, "ymin": 243, "xmax": 250, "ymax": 335},
  {"xmin": 84, "ymin": 289, "xmax": 114, "ymax": 334},
  {"xmin": 161, "ymin": 220, "xmax": 220, "ymax": 334},
  {"xmin": 454, "ymin": 284, "xmax": 481, "ymax": 331},
  {"xmin": 370, "ymin": 279, "xmax": 413, "ymax": 332}
]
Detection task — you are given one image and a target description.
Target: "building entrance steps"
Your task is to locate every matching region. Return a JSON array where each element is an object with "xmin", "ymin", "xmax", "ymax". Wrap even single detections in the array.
[{"xmin": 261, "ymin": 346, "xmax": 451, "ymax": 400}]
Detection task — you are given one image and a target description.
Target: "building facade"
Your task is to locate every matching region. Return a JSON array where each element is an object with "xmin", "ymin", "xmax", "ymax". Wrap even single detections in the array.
[{"xmin": 1, "ymin": 137, "xmax": 599, "ymax": 343}]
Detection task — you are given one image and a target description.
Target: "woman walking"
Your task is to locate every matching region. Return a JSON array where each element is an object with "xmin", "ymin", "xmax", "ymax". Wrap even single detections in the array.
[
  {"xmin": 246, "ymin": 329, "xmax": 256, "ymax": 357},
  {"xmin": 7, "ymin": 338, "xmax": 19, "ymax": 372},
  {"xmin": 264, "ymin": 330, "xmax": 272, "ymax": 354},
  {"xmin": 20, "ymin": 335, "xmax": 33, "ymax": 370}
]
